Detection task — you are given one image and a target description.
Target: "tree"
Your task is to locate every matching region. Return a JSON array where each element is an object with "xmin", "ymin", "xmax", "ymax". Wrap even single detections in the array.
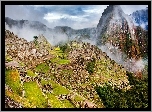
[
  {"xmin": 33, "ymin": 36, "xmax": 38, "ymax": 46},
  {"xmin": 59, "ymin": 43, "xmax": 70, "ymax": 53},
  {"xmin": 33, "ymin": 36, "xmax": 38, "ymax": 39},
  {"xmin": 86, "ymin": 58, "xmax": 95, "ymax": 74}
]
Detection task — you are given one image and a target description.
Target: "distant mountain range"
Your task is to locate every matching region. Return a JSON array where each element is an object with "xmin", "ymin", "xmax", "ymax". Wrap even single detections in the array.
[
  {"xmin": 130, "ymin": 8, "xmax": 148, "ymax": 30},
  {"xmin": 5, "ymin": 17, "xmax": 49, "ymax": 31},
  {"xmin": 5, "ymin": 17, "xmax": 96, "ymax": 41}
]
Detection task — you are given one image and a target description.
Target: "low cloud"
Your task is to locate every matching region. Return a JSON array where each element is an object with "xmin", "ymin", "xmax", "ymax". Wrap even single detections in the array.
[
  {"xmin": 5, "ymin": 22, "xmax": 69, "ymax": 46},
  {"xmin": 120, "ymin": 5, "xmax": 148, "ymax": 15},
  {"xmin": 98, "ymin": 43, "xmax": 146, "ymax": 73}
]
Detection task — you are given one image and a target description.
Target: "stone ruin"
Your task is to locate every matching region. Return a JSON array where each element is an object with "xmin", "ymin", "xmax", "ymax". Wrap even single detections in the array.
[{"xmin": 5, "ymin": 30, "xmax": 53, "ymax": 70}]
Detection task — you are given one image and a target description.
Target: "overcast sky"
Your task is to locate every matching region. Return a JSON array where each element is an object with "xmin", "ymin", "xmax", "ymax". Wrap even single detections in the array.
[{"xmin": 5, "ymin": 5, "xmax": 148, "ymax": 29}]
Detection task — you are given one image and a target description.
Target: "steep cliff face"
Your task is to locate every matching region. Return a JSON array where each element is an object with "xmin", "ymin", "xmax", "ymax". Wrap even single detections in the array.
[
  {"xmin": 96, "ymin": 5, "xmax": 148, "ymax": 76},
  {"xmin": 97, "ymin": 5, "xmax": 135, "ymax": 41},
  {"xmin": 97, "ymin": 5, "xmax": 137, "ymax": 58}
]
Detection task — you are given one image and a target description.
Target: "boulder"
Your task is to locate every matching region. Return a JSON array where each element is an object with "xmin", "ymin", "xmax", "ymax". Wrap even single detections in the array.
[
  {"xmin": 83, "ymin": 100, "xmax": 96, "ymax": 108},
  {"xmin": 5, "ymin": 61, "xmax": 20, "ymax": 68},
  {"xmin": 30, "ymin": 49, "xmax": 37, "ymax": 55}
]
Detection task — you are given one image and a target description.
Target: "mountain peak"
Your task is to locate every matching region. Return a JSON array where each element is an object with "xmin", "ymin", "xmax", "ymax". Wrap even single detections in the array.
[
  {"xmin": 96, "ymin": 5, "xmax": 148, "ymax": 76},
  {"xmin": 108, "ymin": 5, "xmax": 121, "ymax": 9},
  {"xmin": 102, "ymin": 5, "xmax": 123, "ymax": 16},
  {"xmin": 130, "ymin": 8, "xmax": 148, "ymax": 30},
  {"xmin": 97, "ymin": 4, "xmax": 135, "ymax": 41}
]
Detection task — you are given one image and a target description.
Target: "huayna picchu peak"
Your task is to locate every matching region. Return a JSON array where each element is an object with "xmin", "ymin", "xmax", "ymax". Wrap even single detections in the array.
[{"xmin": 96, "ymin": 5, "xmax": 148, "ymax": 76}]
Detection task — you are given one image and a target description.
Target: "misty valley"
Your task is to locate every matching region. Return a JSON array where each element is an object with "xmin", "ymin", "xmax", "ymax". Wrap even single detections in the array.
[{"xmin": 5, "ymin": 5, "xmax": 148, "ymax": 108}]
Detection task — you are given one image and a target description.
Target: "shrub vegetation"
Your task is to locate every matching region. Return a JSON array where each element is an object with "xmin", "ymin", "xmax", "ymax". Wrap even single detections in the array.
[{"xmin": 96, "ymin": 71, "xmax": 148, "ymax": 108}]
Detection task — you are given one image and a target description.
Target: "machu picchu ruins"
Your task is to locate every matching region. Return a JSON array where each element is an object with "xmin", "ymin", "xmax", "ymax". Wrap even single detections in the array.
[{"xmin": 4, "ymin": 4, "xmax": 148, "ymax": 109}]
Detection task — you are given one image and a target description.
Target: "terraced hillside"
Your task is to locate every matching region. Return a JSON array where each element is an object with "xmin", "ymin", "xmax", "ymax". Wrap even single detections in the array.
[{"xmin": 5, "ymin": 30, "xmax": 131, "ymax": 108}]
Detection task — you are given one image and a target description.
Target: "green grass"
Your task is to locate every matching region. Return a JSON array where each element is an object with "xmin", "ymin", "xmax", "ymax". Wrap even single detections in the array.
[
  {"xmin": 58, "ymin": 59, "xmax": 70, "ymax": 65},
  {"xmin": 50, "ymin": 47, "xmax": 62, "ymax": 55},
  {"xmin": 5, "ymin": 55, "xmax": 13, "ymax": 62},
  {"xmin": 27, "ymin": 70, "xmax": 37, "ymax": 77},
  {"xmin": 50, "ymin": 58, "xmax": 59, "ymax": 63},
  {"xmin": 61, "ymin": 69, "xmax": 73, "ymax": 75},
  {"xmin": 49, "ymin": 74, "xmax": 56, "ymax": 80},
  {"xmin": 35, "ymin": 63, "xmax": 50, "ymax": 73},
  {"xmin": 41, "ymin": 79, "xmax": 73, "ymax": 108},
  {"xmin": 74, "ymin": 95, "xmax": 84, "ymax": 102},
  {"xmin": 47, "ymin": 93, "xmax": 65, "ymax": 108},
  {"xmin": 23, "ymin": 81, "xmax": 47, "ymax": 108},
  {"xmin": 19, "ymin": 62, "xmax": 25, "ymax": 66},
  {"xmin": 41, "ymin": 79, "xmax": 74, "ymax": 108},
  {"xmin": 5, "ymin": 69, "xmax": 22, "ymax": 96},
  {"xmin": 50, "ymin": 46, "xmax": 70, "ymax": 65},
  {"xmin": 5, "ymin": 89, "xmax": 22, "ymax": 104},
  {"xmin": 55, "ymin": 47, "xmax": 61, "ymax": 51},
  {"xmin": 53, "ymin": 85, "xmax": 70, "ymax": 95},
  {"xmin": 61, "ymin": 100, "xmax": 75, "ymax": 108},
  {"xmin": 41, "ymin": 79, "xmax": 53, "ymax": 86},
  {"xmin": 5, "ymin": 89, "xmax": 34, "ymax": 108},
  {"xmin": 50, "ymin": 58, "xmax": 70, "ymax": 65},
  {"xmin": 41, "ymin": 79, "xmax": 70, "ymax": 95}
]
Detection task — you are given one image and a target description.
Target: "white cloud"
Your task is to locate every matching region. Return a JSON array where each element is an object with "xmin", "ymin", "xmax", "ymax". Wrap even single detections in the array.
[
  {"xmin": 42, "ymin": 5, "xmax": 109, "ymax": 29},
  {"xmin": 83, "ymin": 5, "xmax": 108, "ymax": 14},
  {"xmin": 44, "ymin": 13, "xmax": 62, "ymax": 20},
  {"xmin": 140, "ymin": 23, "xmax": 146, "ymax": 29},
  {"xmin": 44, "ymin": 12, "xmax": 89, "ymax": 22},
  {"xmin": 32, "ymin": 5, "xmax": 51, "ymax": 7},
  {"xmin": 43, "ymin": 12, "xmax": 92, "ymax": 29},
  {"xmin": 121, "ymin": 5, "xmax": 148, "ymax": 15}
]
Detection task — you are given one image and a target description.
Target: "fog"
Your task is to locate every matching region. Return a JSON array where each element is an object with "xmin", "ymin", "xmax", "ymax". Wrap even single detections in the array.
[
  {"xmin": 99, "ymin": 43, "xmax": 146, "ymax": 73},
  {"xmin": 5, "ymin": 22, "xmax": 69, "ymax": 46},
  {"xmin": 82, "ymin": 36, "xmax": 147, "ymax": 74}
]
